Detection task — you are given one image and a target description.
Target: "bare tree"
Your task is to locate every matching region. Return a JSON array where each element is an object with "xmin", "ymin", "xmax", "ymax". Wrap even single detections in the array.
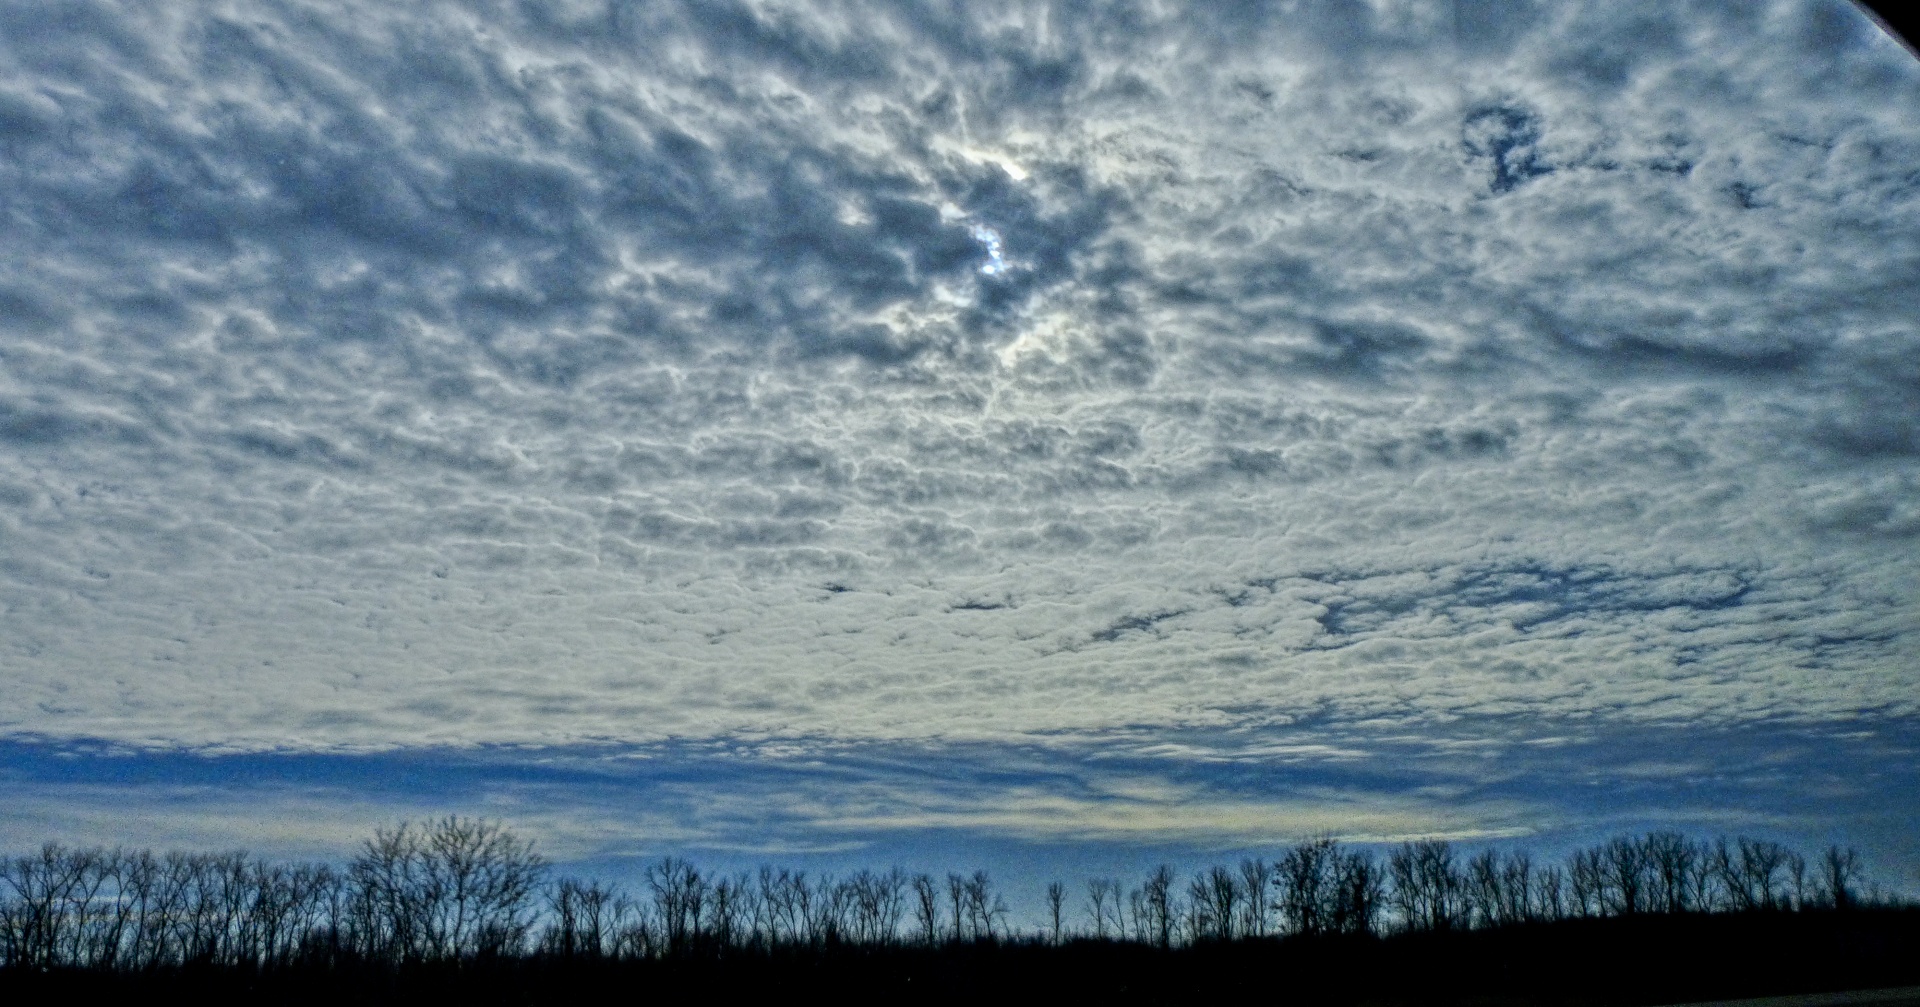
[
  {"xmin": 843, "ymin": 869, "xmax": 905, "ymax": 946},
  {"xmin": 194, "ymin": 852, "xmax": 252, "ymax": 965},
  {"xmin": 706, "ymin": 872, "xmax": 755, "ymax": 950},
  {"xmin": 946, "ymin": 873, "xmax": 967, "ymax": 943},
  {"xmin": 1044, "ymin": 881, "xmax": 1066, "ymax": 944},
  {"xmin": 1643, "ymin": 831, "xmax": 1697, "ymax": 914},
  {"xmin": 1238, "ymin": 858, "xmax": 1273, "ymax": 937},
  {"xmin": 1332, "ymin": 849, "xmax": 1383, "ymax": 935},
  {"xmin": 1279, "ymin": 839, "xmax": 1336, "ymax": 936},
  {"xmin": 434, "ymin": 819, "xmax": 543, "ymax": 958},
  {"xmin": 545, "ymin": 878, "xmax": 629, "ymax": 958},
  {"xmin": 807, "ymin": 873, "xmax": 850, "ymax": 945},
  {"xmin": 1601, "ymin": 837, "xmax": 1650, "ymax": 916},
  {"xmin": 2, "ymin": 844, "xmax": 95, "ymax": 969},
  {"xmin": 1820, "ymin": 845, "xmax": 1862, "ymax": 910},
  {"xmin": 1388, "ymin": 841, "xmax": 1460, "ymax": 932},
  {"xmin": 0, "ymin": 844, "xmax": 364, "ymax": 971},
  {"xmin": 909, "ymin": 873, "xmax": 941, "ymax": 945},
  {"xmin": 1715, "ymin": 837, "xmax": 1791, "ymax": 912},
  {"xmin": 6, "ymin": 827, "xmax": 1904, "ymax": 971},
  {"xmin": 1533, "ymin": 864, "xmax": 1567, "ymax": 921},
  {"xmin": 1464, "ymin": 849, "xmax": 1503, "ymax": 928},
  {"xmin": 1188, "ymin": 866, "xmax": 1239, "ymax": 942},
  {"xmin": 759, "ymin": 867, "xmax": 811, "ymax": 946},
  {"xmin": 960, "ymin": 871, "xmax": 1006, "ymax": 942},
  {"xmin": 350, "ymin": 826, "xmax": 418, "ymax": 961},
  {"xmin": 118, "ymin": 850, "xmax": 169, "ymax": 968},
  {"xmin": 1452, "ymin": 849, "xmax": 1533, "ymax": 928},
  {"xmin": 1742, "ymin": 838, "xmax": 1789, "ymax": 910},
  {"xmin": 1568, "ymin": 846, "xmax": 1605, "ymax": 917},
  {"xmin": 647, "ymin": 857, "xmax": 708, "ymax": 954},
  {"xmin": 1141, "ymin": 866, "xmax": 1176, "ymax": 948},
  {"xmin": 66, "ymin": 847, "xmax": 113, "ymax": 967},
  {"xmin": 350, "ymin": 818, "xmax": 545, "ymax": 962},
  {"xmin": 1126, "ymin": 886, "xmax": 1149, "ymax": 942},
  {"xmin": 1498, "ymin": 852, "xmax": 1534, "ymax": 925},
  {"xmin": 1684, "ymin": 839, "xmax": 1721, "ymax": 912},
  {"xmin": 1085, "ymin": 878, "xmax": 1120, "ymax": 939}
]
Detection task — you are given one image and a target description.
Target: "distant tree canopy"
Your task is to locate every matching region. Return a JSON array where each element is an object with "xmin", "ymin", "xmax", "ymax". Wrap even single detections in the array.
[{"xmin": 0, "ymin": 820, "xmax": 1903, "ymax": 972}]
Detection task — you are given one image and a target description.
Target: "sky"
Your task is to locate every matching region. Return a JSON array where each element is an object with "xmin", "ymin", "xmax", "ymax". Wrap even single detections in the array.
[{"xmin": 2, "ymin": 0, "xmax": 1917, "ymax": 905}]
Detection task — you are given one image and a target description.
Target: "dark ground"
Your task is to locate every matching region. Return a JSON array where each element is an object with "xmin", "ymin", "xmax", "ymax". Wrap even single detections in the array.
[
  {"xmin": 1662, "ymin": 989, "xmax": 1920, "ymax": 1007},
  {"xmin": 6, "ymin": 908, "xmax": 1917, "ymax": 1006}
]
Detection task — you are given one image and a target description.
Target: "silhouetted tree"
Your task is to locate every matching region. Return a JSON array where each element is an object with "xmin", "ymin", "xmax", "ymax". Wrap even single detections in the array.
[
  {"xmin": 1602, "ymin": 837, "xmax": 1651, "ymax": 916},
  {"xmin": 808, "ymin": 873, "xmax": 851, "ymax": 944},
  {"xmin": 759, "ymin": 867, "xmax": 811, "ymax": 946},
  {"xmin": 909, "ymin": 873, "xmax": 941, "ymax": 945},
  {"xmin": 352, "ymin": 818, "xmax": 545, "ymax": 962},
  {"xmin": 1280, "ymin": 839, "xmax": 1337, "ymax": 936},
  {"xmin": 946, "ymin": 873, "xmax": 967, "ymax": 943},
  {"xmin": 1388, "ymin": 841, "xmax": 1460, "ymax": 932},
  {"xmin": 1141, "ymin": 866, "xmax": 1176, "ymax": 948},
  {"xmin": 1465, "ymin": 849, "xmax": 1502, "ymax": 928},
  {"xmin": 1, "ymin": 843, "xmax": 95, "ymax": 969},
  {"xmin": 1786, "ymin": 850, "xmax": 1811, "ymax": 911},
  {"xmin": 1044, "ymin": 881, "xmax": 1066, "ymax": 944},
  {"xmin": 1820, "ymin": 845, "xmax": 1862, "ymax": 910},
  {"xmin": 1331, "ymin": 849, "xmax": 1383, "ymax": 935},
  {"xmin": 1498, "ymin": 851, "xmax": 1534, "ymax": 924},
  {"xmin": 706, "ymin": 872, "xmax": 754, "ymax": 950},
  {"xmin": 1534, "ymin": 864, "xmax": 1567, "ymax": 921},
  {"xmin": 959, "ymin": 871, "xmax": 1006, "ymax": 941},
  {"xmin": 1569, "ymin": 846, "xmax": 1606, "ymax": 917},
  {"xmin": 646, "ymin": 858, "xmax": 707, "ymax": 954},
  {"xmin": 843, "ymin": 869, "xmax": 905, "ymax": 946},
  {"xmin": 1238, "ymin": 858, "xmax": 1274, "ymax": 937},
  {"xmin": 544, "ymin": 878, "xmax": 628, "ymax": 958},
  {"xmin": 1189, "ymin": 865, "xmax": 1240, "ymax": 941},
  {"xmin": 1085, "ymin": 878, "xmax": 1120, "ymax": 939},
  {"xmin": 1644, "ymin": 831, "xmax": 1697, "ymax": 914},
  {"xmin": 4, "ymin": 826, "xmax": 1913, "ymax": 976},
  {"xmin": 1714, "ymin": 837, "xmax": 1792, "ymax": 912}
]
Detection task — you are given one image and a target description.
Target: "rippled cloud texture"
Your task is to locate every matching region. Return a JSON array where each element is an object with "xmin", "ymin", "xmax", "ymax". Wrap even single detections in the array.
[{"xmin": 2, "ymin": 1, "xmax": 1916, "ymax": 868}]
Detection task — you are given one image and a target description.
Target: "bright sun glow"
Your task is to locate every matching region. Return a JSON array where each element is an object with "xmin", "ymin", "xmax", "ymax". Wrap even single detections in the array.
[{"xmin": 969, "ymin": 223, "xmax": 1008, "ymax": 275}]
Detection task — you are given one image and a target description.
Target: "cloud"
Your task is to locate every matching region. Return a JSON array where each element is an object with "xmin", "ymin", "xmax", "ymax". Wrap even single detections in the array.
[
  {"xmin": 5, "ymin": 720, "xmax": 1915, "ymax": 888},
  {"xmin": 0, "ymin": 0, "xmax": 1913, "ymax": 784}
]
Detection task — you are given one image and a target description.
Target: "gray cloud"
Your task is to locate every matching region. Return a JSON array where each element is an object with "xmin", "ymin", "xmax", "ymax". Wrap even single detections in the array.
[{"xmin": 0, "ymin": 0, "xmax": 1915, "ymax": 760}]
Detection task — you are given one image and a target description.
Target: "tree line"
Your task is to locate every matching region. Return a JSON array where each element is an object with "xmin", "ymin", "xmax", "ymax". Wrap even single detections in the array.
[{"xmin": 1, "ymin": 818, "xmax": 1904, "ymax": 971}]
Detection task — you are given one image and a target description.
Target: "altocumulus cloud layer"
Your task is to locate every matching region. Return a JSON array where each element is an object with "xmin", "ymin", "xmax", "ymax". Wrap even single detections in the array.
[{"xmin": 1, "ymin": 0, "xmax": 1918, "ymax": 854}]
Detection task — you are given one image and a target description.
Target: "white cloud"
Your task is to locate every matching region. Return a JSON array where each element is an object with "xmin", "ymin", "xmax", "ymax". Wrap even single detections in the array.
[{"xmin": 0, "ymin": 0, "xmax": 1914, "ymax": 764}]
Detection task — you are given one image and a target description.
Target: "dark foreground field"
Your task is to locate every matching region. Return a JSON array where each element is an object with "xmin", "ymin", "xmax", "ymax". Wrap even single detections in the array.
[{"xmin": 7, "ymin": 908, "xmax": 1917, "ymax": 1006}]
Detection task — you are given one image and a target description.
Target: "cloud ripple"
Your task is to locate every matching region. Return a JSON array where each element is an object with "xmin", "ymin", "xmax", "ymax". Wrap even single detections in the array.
[{"xmin": 0, "ymin": 0, "xmax": 1915, "ymax": 754}]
